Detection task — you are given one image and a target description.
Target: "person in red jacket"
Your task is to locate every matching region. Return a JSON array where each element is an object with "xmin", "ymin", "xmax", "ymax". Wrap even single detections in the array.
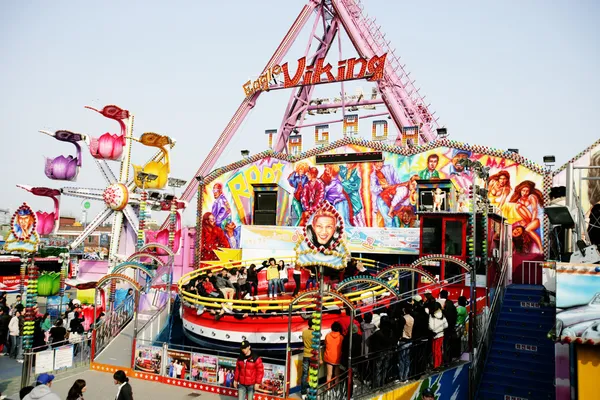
[{"xmin": 233, "ymin": 340, "xmax": 264, "ymax": 400}]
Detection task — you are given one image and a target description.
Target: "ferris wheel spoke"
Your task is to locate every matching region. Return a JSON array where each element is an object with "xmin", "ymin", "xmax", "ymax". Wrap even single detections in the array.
[
  {"xmin": 61, "ymin": 187, "xmax": 105, "ymax": 201},
  {"xmin": 122, "ymin": 204, "xmax": 139, "ymax": 232},
  {"xmin": 69, "ymin": 207, "xmax": 114, "ymax": 250},
  {"xmin": 108, "ymin": 212, "xmax": 123, "ymax": 263},
  {"xmin": 94, "ymin": 158, "xmax": 118, "ymax": 185}
]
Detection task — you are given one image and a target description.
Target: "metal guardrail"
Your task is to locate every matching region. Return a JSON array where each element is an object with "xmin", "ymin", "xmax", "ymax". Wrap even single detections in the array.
[
  {"xmin": 521, "ymin": 260, "xmax": 544, "ymax": 285},
  {"xmin": 137, "ymin": 301, "xmax": 169, "ymax": 343},
  {"xmin": 94, "ymin": 295, "xmax": 135, "ymax": 357},
  {"xmin": 471, "ymin": 254, "xmax": 509, "ymax": 397},
  {"xmin": 22, "ymin": 337, "xmax": 93, "ymax": 387}
]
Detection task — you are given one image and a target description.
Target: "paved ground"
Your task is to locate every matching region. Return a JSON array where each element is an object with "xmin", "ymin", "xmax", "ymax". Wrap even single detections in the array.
[
  {"xmin": 95, "ymin": 321, "xmax": 135, "ymax": 368},
  {"xmin": 4, "ymin": 370, "xmax": 239, "ymax": 400},
  {"xmin": 0, "ymin": 355, "xmax": 24, "ymax": 398}
]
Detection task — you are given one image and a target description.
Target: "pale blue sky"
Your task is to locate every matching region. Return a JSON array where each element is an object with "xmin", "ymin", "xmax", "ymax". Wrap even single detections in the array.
[{"xmin": 1, "ymin": 0, "xmax": 599, "ymax": 225}]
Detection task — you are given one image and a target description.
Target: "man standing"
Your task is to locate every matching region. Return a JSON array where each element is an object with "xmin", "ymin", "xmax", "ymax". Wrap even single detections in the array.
[
  {"xmin": 301, "ymin": 323, "xmax": 314, "ymax": 399},
  {"xmin": 23, "ymin": 373, "xmax": 61, "ymax": 400},
  {"xmin": 0, "ymin": 307, "xmax": 10, "ymax": 356},
  {"xmin": 8, "ymin": 307, "xmax": 23, "ymax": 362},
  {"xmin": 234, "ymin": 341, "xmax": 264, "ymax": 400}
]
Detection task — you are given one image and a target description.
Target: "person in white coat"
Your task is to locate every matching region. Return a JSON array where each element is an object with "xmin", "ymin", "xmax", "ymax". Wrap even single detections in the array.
[
  {"xmin": 8, "ymin": 309, "xmax": 23, "ymax": 362},
  {"xmin": 428, "ymin": 302, "xmax": 448, "ymax": 369}
]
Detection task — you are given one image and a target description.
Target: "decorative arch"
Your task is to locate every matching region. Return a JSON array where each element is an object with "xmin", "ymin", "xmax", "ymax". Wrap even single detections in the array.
[
  {"xmin": 336, "ymin": 275, "xmax": 401, "ymax": 299},
  {"xmin": 410, "ymin": 254, "xmax": 471, "ymax": 273},
  {"xmin": 139, "ymin": 242, "xmax": 175, "ymax": 265},
  {"xmin": 126, "ymin": 252, "xmax": 166, "ymax": 268},
  {"xmin": 112, "ymin": 261, "xmax": 155, "ymax": 279},
  {"xmin": 376, "ymin": 264, "xmax": 439, "ymax": 286},
  {"xmin": 96, "ymin": 273, "xmax": 143, "ymax": 292}
]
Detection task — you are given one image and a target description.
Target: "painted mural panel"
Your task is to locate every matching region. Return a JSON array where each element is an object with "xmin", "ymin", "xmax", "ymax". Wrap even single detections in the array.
[
  {"xmin": 556, "ymin": 263, "xmax": 600, "ymax": 345},
  {"xmin": 200, "ymin": 140, "xmax": 545, "ymax": 261},
  {"xmin": 367, "ymin": 363, "xmax": 468, "ymax": 400}
]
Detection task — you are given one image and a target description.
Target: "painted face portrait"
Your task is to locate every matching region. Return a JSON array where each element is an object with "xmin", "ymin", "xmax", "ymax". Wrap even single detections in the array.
[
  {"xmin": 304, "ymin": 205, "xmax": 343, "ymax": 252},
  {"xmin": 313, "ymin": 214, "xmax": 336, "ymax": 245},
  {"xmin": 428, "ymin": 155, "xmax": 439, "ymax": 171}
]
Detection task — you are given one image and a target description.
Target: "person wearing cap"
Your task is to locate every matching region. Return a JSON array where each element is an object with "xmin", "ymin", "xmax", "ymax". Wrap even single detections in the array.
[
  {"xmin": 23, "ymin": 373, "xmax": 61, "ymax": 400},
  {"xmin": 233, "ymin": 340, "xmax": 264, "ymax": 400},
  {"xmin": 421, "ymin": 388, "xmax": 436, "ymax": 400}
]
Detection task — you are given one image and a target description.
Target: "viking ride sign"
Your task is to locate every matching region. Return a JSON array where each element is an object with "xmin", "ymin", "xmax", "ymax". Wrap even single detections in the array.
[{"xmin": 243, "ymin": 54, "xmax": 387, "ymax": 97}]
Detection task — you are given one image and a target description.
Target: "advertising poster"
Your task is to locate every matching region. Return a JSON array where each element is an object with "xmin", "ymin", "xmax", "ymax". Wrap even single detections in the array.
[
  {"xmin": 53, "ymin": 345, "xmax": 73, "ymax": 370},
  {"xmin": 35, "ymin": 350, "xmax": 54, "ymax": 375},
  {"xmin": 241, "ymin": 225, "xmax": 420, "ymax": 255},
  {"xmin": 0, "ymin": 276, "xmax": 21, "ymax": 293},
  {"xmin": 217, "ymin": 357, "xmax": 237, "ymax": 388},
  {"xmin": 191, "ymin": 353, "xmax": 218, "ymax": 383},
  {"xmin": 258, "ymin": 363, "xmax": 285, "ymax": 396},
  {"xmin": 134, "ymin": 344, "xmax": 162, "ymax": 375},
  {"xmin": 165, "ymin": 350, "xmax": 191, "ymax": 381}
]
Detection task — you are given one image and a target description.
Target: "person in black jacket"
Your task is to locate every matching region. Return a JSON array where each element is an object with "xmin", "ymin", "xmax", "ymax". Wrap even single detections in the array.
[
  {"xmin": 114, "ymin": 370, "xmax": 133, "ymax": 400},
  {"xmin": 411, "ymin": 302, "xmax": 430, "ymax": 376},
  {"xmin": 0, "ymin": 306, "xmax": 10, "ymax": 355},
  {"xmin": 367, "ymin": 319, "xmax": 395, "ymax": 388},
  {"xmin": 443, "ymin": 299, "xmax": 458, "ymax": 364}
]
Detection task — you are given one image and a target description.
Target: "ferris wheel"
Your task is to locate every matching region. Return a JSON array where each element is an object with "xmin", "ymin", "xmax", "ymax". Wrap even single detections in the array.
[{"xmin": 28, "ymin": 104, "xmax": 175, "ymax": 267}]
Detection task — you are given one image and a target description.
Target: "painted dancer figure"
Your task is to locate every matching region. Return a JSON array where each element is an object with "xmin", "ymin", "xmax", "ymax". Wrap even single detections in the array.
[
  {"xmin": 300, "ymin": 167, "xmax": 325, "ymax": 226},
  {"xmin": 200, "ymin": 212, "xmax": 230, "ymax": 262},
  {"xmin": 211, "ymin": 183, "xmax": 231, "ymax": 229},
  {"xmin": 321, "ymin": 164, "xmax": 352, "ymax": 226},
  {"xmin": 339, "ymin": 163, "xmax": 365, "ymax": 226},
  {"xmin": 288, "ymin": 162, "xmax": 309, "ymax": 226},
  {"xmin": 370, "ymin": 160, "xmax": 402, "ymax": 227}
]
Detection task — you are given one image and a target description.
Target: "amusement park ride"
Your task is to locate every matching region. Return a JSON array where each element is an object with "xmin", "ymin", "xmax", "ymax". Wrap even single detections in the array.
[{"xmin": 8, "ymin": 1, "xmax": 598, "ymax": 399}]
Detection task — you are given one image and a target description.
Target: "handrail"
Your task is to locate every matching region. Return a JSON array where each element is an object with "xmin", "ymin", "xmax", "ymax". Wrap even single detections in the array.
[
  {"xmin": 471, "ymin": 252, "xmax": 509, "ymax": 395},
  {"xmin": 138, "ymin": 300, "xmax": 168, "ymax": 334}
]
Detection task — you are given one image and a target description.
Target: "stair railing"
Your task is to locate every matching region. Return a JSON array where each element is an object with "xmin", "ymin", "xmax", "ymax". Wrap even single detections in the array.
[
  {"xmin": 93, "ymin": 294, "xmax": 135, "ymax": 358},
  {"xmin": 471, "ymin": 253, "xmax": 510, "ymax": 398}
]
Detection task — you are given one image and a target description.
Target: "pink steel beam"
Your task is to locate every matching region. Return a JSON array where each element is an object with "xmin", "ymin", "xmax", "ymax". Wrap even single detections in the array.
[
  {"xmin": 274, "ymin": 11, "xmax": 340, "ymax": 153},
  {"xmin": 177, "ymin": 3, "xmax": 318, "ymax": 206},
  {"xmin": 332, "ymin": 0, "xmax": 439, "ymax": 143}
]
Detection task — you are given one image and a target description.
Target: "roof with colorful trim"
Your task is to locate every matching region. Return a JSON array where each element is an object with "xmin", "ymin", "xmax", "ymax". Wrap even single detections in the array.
[{"xmin": 203, "ymin": 137, "xmax": 550, "ymax": 185}]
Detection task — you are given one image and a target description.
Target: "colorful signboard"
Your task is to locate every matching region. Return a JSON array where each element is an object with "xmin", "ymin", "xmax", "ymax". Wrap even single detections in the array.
[
  {"xmin": 200, "ymin": 139, "xmax": 545, "ymax": 262},
  {"xmin": 556, "ymin": 263, "xmax": 600, "ymax": 345},
  {"xmin": 243, "ymin": 54, "xmax": 387, "ymax": 97},
  {"xmin": 134, "ymin": 344, "xmax": 162, "ymax": 375},
  {"xmin": 258, "ymin": 362, "xmax": 285, "ymax": 396},
  {"xmin": 217, "ymin": 356, "xmax": 237, "ymax": 388},
  {"xmin": 240, "ymin": 225, "xmax": 419, "ymax": 255},
  {"xmin": 191, "ymin": 353, "xmax": 218, "ymax": 384},
  {"xmin": 165, "ymin": 350, "xmax": 191, "ymax": 381},
  {"xmin": 4, "ymin": 203, "xmax": 40, "ymax": 253}
]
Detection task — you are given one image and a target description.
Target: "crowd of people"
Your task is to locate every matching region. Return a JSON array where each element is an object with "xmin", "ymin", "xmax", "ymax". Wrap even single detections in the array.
[
  {"xmin": 183, "ymin": 258, "xmax": 374, "ymax": 318},
  {"xmin": 0, "ymin": 291, "xmax": 92, "ymax": 366},
  {"xmin": 299, "ymin": 289, "xmax": 468, "ymax": 399}
]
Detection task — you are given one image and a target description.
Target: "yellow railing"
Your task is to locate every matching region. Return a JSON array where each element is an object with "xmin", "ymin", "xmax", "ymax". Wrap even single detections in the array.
[{"xmin": 178, "ymin": 257, "xmax": 395, "ymax": 312}]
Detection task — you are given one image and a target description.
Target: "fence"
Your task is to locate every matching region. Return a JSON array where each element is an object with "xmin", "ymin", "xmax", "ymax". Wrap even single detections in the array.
[
  {"xmin": 470, "ymin": 254, "xmax": 510, "ymax": 397},
  {"xmin": 22, "ymin": 336, "xmax": 93, "ymax": 387},
  {"xmin": 136, "ymin": 302, "xmax": 169, "ymax": 344},
  {"xmin": 520, "ymin": 260, "xmax": 544, "ymax": 285},
  {"xmin": 131, "ymin": 338, "xmax": 287, "ymax": 398},
  {"xmin": 318, "ymin": 332, "xmax": 466, "ymax": 400},
  {"xmin": 94, "ymin": 294, "xmax": 135, "ymax": 357}
]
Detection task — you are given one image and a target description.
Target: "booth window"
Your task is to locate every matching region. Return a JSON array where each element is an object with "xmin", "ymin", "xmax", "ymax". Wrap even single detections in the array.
[
  {"xmin": 422, "ymin": 218, "xmax": 442, "ymax": 254},
  {"xmin": 444, "ymin": 220, "xmax": 463, "ymax": 256},
  {"xmin": 253, "ymin": 190, "xmax": 277, "ymax": 225}
]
